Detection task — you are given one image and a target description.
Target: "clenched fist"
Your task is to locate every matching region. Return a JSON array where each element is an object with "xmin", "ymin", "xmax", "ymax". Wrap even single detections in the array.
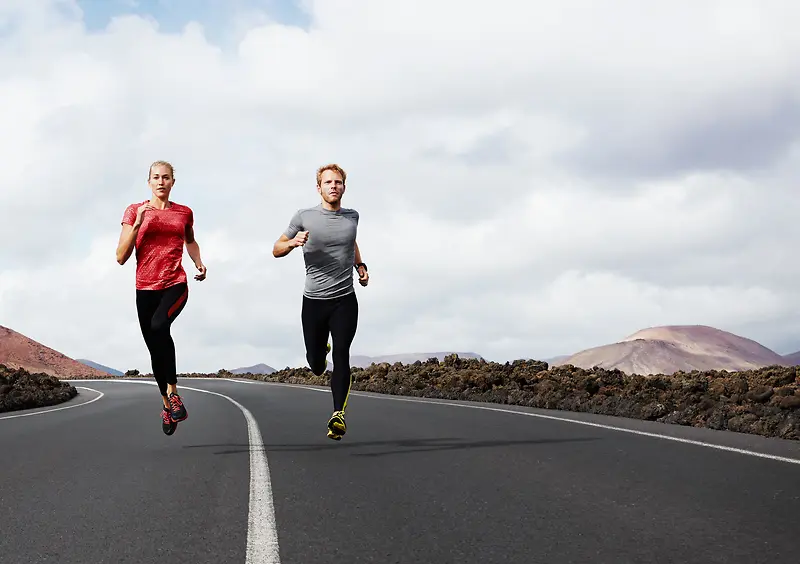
[
  {"xmin": 134, "ymin": 203, "xmax": 155, "ymax": 227},
  {"xmin": 290, "ymin": 230, "xmax": 309, "ymax": 248},
  {"xmin": 357, "ymin": 265, "xmax": 369, "ymax": 286}
]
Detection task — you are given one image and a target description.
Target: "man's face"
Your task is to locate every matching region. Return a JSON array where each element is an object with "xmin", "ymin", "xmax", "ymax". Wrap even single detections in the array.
[{"xmin": 318, "ymin": 169, "xmax": 345, "ymax": 203}]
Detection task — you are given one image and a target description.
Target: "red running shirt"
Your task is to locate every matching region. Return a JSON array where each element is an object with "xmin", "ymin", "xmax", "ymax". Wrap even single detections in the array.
[{"xmin": 121, "ymin": 201, "xmax": 194, "ymax": 291}]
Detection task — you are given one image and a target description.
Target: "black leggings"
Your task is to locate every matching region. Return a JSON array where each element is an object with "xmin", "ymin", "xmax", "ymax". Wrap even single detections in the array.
[
  {"xmin": 302, "ymin": 291, "xmax": 358, "ymax": 412},
  {"xmin": 136, "ymin": 282, "xmax": 188, "ymax": 397}
]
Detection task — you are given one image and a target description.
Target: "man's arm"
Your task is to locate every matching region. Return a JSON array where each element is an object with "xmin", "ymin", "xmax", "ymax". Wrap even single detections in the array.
[
  {"xmin": 354, "ymin": 240, "xmax": 364, "ymax": 266},
  {"xmin": 273, "ymin": 234, "xmax": 298, "ymax": 258},
  {"xmin": 274, "ymin": 211, "xmax": 307, "ymax": 257},
  {"xmin": 354, "ymin": 240, "xmax": 368, "ymax": 285}
]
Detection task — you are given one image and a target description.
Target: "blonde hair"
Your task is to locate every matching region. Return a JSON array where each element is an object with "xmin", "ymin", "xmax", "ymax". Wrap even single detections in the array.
[
  {"xmin": 149, "ymin": 160, "xmax": 175, "ymax": 179},
  {"xmin": 316, "ymin": 163, "xmax": 346, "ymax": 186}
]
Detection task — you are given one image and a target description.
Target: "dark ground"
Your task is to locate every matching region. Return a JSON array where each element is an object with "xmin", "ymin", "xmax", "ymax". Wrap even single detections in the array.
[{"xmin": 1, "ymin": 377, "xmax": 799, "ymax": 563}]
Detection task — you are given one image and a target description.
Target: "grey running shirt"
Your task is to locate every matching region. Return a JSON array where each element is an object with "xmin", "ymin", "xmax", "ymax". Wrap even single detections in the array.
[{"xmin": 283, "ymin": 204, "xmax": 360, "ymax": 299}]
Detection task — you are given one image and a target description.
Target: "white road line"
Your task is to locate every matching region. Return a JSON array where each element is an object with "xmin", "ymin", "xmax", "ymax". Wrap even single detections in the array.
[
  {"xmin": 0, "ymin": 387, "xmax": 104, "ymax": 420},
  {"xmin": 222, "ymin": 378, "xmax": 328, "ymax": 393},
  {"xmin": 220, "ymin": 378, "xmax": 262, "ymax": 385},
  {"xmin": 221, "ymin": 378, "xmax": 800, "ymax": 467},
  {"xmin": 103, "ymin": 379, "xmax": 281, "ymax": 564}
]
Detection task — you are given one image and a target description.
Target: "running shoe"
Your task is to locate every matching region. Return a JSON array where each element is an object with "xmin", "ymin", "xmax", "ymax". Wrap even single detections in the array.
[
  {"xmin": 327, "ymin": 410, "xmax": 346, "ymax": 439},
  {"xmin": 162, "ymin": 407, "xmax": 177, "ymax": 435},
  {"xmin": 168, "ymin": 392, "xmax": 188, "ymax": 422}
]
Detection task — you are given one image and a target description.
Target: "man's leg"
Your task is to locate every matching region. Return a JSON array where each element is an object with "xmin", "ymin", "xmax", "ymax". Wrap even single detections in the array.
[
  {"xmin": 301, "ymin": 295, "xmax": 331, "ymax": 376},
  {"xmin": 327, "ymin": 291, "xmax": 359, "ymax": 439}
]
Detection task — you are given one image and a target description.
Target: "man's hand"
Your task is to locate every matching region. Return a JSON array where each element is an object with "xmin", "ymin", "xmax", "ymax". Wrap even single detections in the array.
[
  {"xmin": 134, "ymin": 203, "xmax": 154, "ymax": 227},
  {"xmin": 194, "ymin": 262, "xmax": 207, "ymax": 281},
  {"xmin": 290, "ymin": 231, "xmax": 309, "ymax": 248},
  {"xmin": 357, "ymin": 265, "xmax": 369, "ymax": 286}
]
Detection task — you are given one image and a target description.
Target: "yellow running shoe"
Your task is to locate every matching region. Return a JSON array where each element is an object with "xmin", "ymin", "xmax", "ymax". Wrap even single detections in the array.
[{"xmin": 327, "ymin": 410, "xmax": 346, "ymax": 439}]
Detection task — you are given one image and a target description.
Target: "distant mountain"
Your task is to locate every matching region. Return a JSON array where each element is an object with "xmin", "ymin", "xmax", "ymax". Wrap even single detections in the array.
[
  {"xmin": 782, "ymin": 351, "xmax": 800, "ymax": 366},
  {"xmin": 0, "ymin": 325, "xmax": 112, "ymax": 378},
  {"xmin": 349, "ymin": 351, "xmax": 484, "ymax": 368},
  {"xmin": 231, "ymin": 363, "xmax": 276, "ymax": 375},
  {"xmin": 77, "ymin": 359, "xmax": 123, "ymax": 377},
  {"xmin": 543, "ymin": 354, "xmax": 571, "ymax": 365},
  {"xmin": 557, "ymin": 325, "xmax": 788, "ymax": 375}
]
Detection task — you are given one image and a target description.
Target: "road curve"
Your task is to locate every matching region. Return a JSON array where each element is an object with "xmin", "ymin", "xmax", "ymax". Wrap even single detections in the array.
[{"xmin": 1, "ymin": 377, "xmax": 799, "ymax": 564}]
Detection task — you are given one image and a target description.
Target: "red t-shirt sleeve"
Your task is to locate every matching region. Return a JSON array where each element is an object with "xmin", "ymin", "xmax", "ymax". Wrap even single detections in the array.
[{"xmin": 122, "ymin": 203, "xmax": 138, "ymax": 226}]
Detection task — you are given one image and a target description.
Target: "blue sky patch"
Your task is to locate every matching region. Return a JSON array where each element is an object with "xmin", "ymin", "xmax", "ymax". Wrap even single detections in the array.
[{"xmin": 76, "ymin": 0, "xmax": 310, "ymax": 40}]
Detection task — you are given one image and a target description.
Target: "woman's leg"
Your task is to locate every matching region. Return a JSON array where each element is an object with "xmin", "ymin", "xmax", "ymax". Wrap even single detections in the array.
[{"xmin": 139, "ymin": 283, "xmax": 189, "ymax": 423}]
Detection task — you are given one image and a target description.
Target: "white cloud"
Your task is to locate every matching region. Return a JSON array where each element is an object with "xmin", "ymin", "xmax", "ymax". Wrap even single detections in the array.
[{"xmin": 2, "ymin": 0, "xmax": 800, "ymax": 374}]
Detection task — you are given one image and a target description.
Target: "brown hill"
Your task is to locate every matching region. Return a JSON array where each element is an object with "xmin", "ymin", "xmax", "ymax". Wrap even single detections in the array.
[
  {"xmin": 0, "ymin": 325, "xmax": 111, "ymax": 379},
  {"xmin": 556, "ymin": 325, "xmax": 789, "ymax": 375}
]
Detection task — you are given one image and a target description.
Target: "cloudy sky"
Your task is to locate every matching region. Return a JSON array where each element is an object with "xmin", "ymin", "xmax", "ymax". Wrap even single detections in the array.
[{"xmin": 1, "ymin": 0, "xmax": 799, "ymax": 374}]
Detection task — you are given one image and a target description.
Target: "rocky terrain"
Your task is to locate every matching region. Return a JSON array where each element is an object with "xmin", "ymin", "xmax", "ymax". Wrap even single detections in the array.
[
  {"xmin": 229, "ymin": 352, "xmax": 484, "ymax": 377},
  {"xmin": 0, "ymin": 364, "xmax": 78, "ymax": 414},
  {"xmin": 556, "ymin": 325, "xmax": 790, "ymax": 375},
  {"xmin": 206, "ymin": 354, "xmax": 800, "ymax": 441},
  {"xmin": 0, "ymin": 325, "xmax": 112, "ymax": 379},
  {"xmin": 2, "ymin": 321, "xmax": 799, "ymax": 442},
  {"xmin": 349, "ymin": 351, "xmax": 484, "ymax": 368}
]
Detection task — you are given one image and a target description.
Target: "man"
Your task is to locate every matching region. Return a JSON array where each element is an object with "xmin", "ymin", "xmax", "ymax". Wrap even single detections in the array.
[{"xmin": 273, "ymin": 163, "xmax": 369, "ymax": 440}]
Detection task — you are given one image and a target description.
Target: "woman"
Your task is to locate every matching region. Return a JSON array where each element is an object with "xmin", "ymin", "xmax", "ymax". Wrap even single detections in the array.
[{"xmin": 116, "ymin": 160, "xmax": 207, "ymax": 435}]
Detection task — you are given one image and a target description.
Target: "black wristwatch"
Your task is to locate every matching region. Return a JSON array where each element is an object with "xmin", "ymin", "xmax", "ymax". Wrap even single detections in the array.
[{"xmin": 355, "ymin": 262, "xmax": 367, "ymax": 271}]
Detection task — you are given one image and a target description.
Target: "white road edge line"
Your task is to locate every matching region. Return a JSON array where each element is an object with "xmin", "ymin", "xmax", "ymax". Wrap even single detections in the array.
[
  {"xmin": 0, "ymin": 387, "xmax": 104, "ymax": 420},
  {"xmin": 85, "ymin": 379, "xmax": 281, "ymax": 564},
  {"xmin": 219, "ymin": 378, "xmax": 800, "ymax": 466}
]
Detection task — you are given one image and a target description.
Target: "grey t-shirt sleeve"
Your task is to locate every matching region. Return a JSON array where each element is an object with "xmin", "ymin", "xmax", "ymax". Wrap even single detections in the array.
[{"xmin": 283, "ymin": 210, "xmax": 303, "ymax": 239}]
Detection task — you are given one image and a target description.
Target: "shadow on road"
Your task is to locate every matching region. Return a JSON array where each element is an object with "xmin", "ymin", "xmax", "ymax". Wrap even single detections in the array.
[{"xmin": 183, "ymin": 436, "xmax": 601, "ymax": 457}]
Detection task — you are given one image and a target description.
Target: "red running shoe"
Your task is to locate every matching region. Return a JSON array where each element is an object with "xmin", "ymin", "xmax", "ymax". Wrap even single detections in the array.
[
  {"xmin": 168, "ymin": 392, "xmax": 188, "ymax": 422},
  {"xmin": 162, "ymin": 407, "xmax": 177, "ymax": 435}
]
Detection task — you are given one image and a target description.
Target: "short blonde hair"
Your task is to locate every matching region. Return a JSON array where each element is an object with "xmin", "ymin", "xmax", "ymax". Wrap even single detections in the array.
[
  {"xmin": 316, "ymin": 163, "xmax": 346, "ymax": 186},
  {"xmin": 149, "ymin": 160, "xmax": 175, "ymax": 179}
]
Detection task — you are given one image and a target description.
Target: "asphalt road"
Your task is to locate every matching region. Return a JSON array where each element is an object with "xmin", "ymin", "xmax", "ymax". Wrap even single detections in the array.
[{"xmin": 2, "ymin": 377, "xmax": 800, "ymax": 564}]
